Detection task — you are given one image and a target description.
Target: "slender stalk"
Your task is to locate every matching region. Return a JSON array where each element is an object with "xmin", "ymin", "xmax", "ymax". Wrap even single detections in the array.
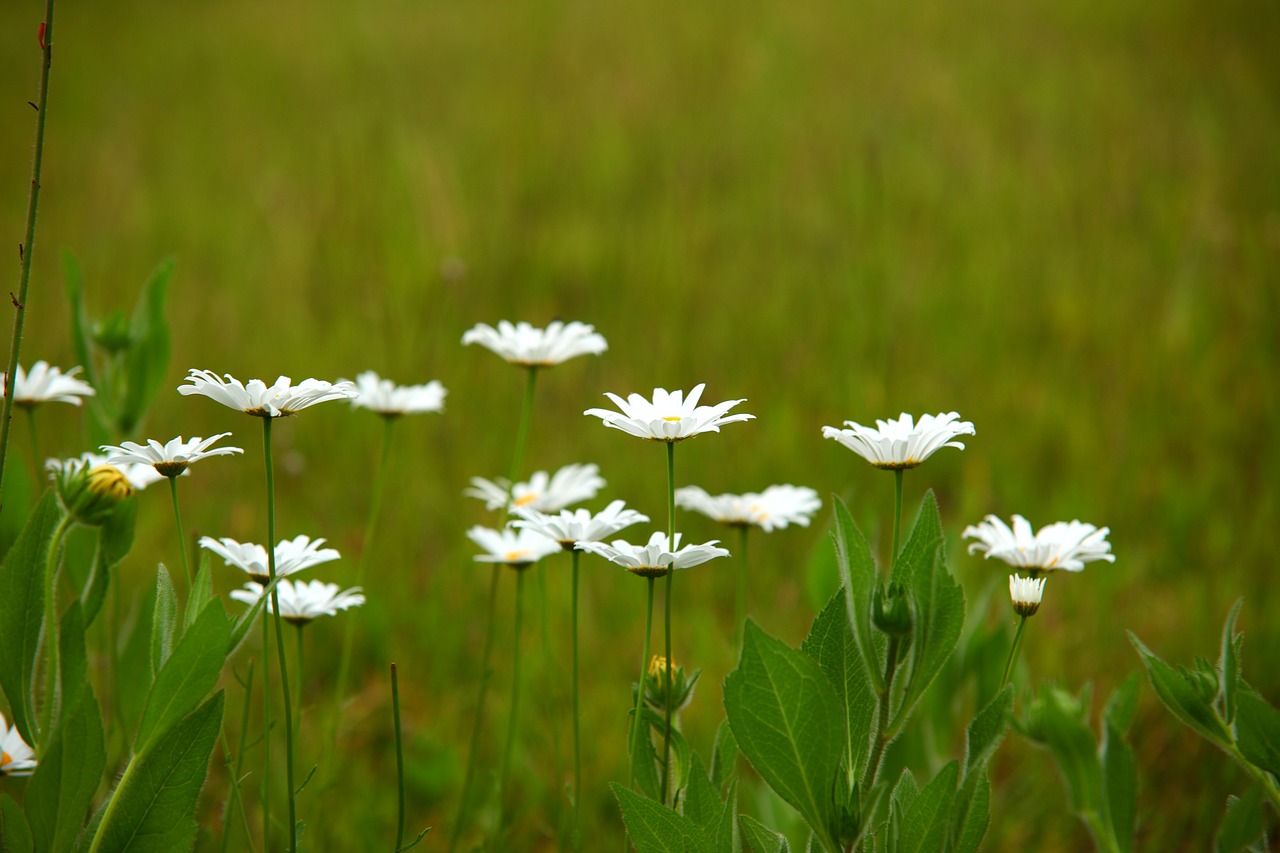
[
  {"xmin": 167, "ymin": 476, "xmax": 191, "ymax": 592},
  {"xmin": 0, "ymin": 0, "xmax": 57, "ymax": 504},
  {"xmin": 660, "ymin": 442, "xmax": 675, "ymax": 805},
  {"xmin": 1000, "ymin": 616, "xmax": 1029, "ymax": 690},
  {"xmin": 509, "ymin": 367, "xmax": 538, "ymax": 486},
  {"xmin": 891, "ymin": 469, "xmax": 904, "ymax": 564},
  {"xmin": 295, "ymin": 624, "xmax": 305, "ymax": 736},
  {"xmin": 628, "ymin": 578, "xmax": 656, "ymax": 790},
  {"xmin": 25, "ymin": 407, "xmax": 41, "ymax": 485},
  {"xmin": 734, "ymin": 525, "xmax": 749, "ymax": 651},
  {"xmin": 497, "ymin": 567, "xmax": 527, "ymax": 834},
  {"xmin": 570, "ymin": 549, "xmax": 582, "ymax": 849},
  {"xmin": 392, "ymin": 663, "xmax": 406, "ymax": 852},
  {"xmin": 863, "ymin": 636, "xmax": 901, "ymax": 792},
  {"xmin": 260, "ymin": 593, "xmax": 272, "ymax": 846},
  {"xmin": 222, "ymin": 658, "xmax": 257, "ymax": 853},
  {"xmin": 39, "ymin": 514, "xmax": 74, "ymax": 742}
]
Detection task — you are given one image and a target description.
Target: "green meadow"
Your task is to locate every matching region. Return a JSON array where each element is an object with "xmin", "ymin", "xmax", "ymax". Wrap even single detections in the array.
[{"xmin": 2, "ymin": 0, "xmax": 1277, "ymax": 848}]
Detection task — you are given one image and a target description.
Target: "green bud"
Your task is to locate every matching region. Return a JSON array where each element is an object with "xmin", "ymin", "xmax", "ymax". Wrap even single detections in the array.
[
  {"xmin": 872, "ymin": 582, "xmax": 914, "ymax": 637},
  {"xmin": 90, "ymin": 308, "xmax": 132, "ymax": 354},
  {"xmin": 642, "ymin": 656, "xmax": 700, "ymax": 715},
  {"xmin": 51, "ymin": 459, "xmax": 133, "ymax": 526}
]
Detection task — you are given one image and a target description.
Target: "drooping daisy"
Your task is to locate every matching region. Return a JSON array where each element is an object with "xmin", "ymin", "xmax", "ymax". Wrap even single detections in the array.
[
  {"xmin": 466, "ymin": 463, "xmax": 605, "ymax": 513},
  {"xmin": 467, "ymin": 525, "xmax": 562, "ymax": 569},
  {"xmin": 177, "ymin": 370, "xmax": 355, "ymax": 417},
  {"xmin": 230, "ymin": 578, "xmax": 365, "ymax": 625},
  {"xmin": 510, "ymin": 500, "xmax": 650, "ymax": 549},
  {"xmin": 199, "ymin": 534, "xmax": 341, "ymax": 582},
  {"xmin": 0, "ymin": 712, "xmax": 36, "ymax": 777},
  {"xmin": 821, "ymin": 412, "xmax": 974, "ymax": 470},
  {"xmin": 576, "ymin": 531, "xmax": 729, "ymax": 577},
  {"xmin": 462, "ymin": 320, "xmax": 608, "ymax": 367},
  {"xmin": 1008, "ymin": 574, "xmax": 1047, "ymax": 617},
  {"xmin": 100, "ymin": 433, "xmax": 243, "ymax": 478},
  {"xmin": 347, "ymin": 370, "xmax": 446, "ymax": 417},
  {"xmin": 47, "ymin": 452, "xmax": 165, "ymax": 492},
  {"xmin": 584, "ymin": 384, "xmax": 754, "ymax": 442},
  {"xmin": 676, "ymin": 484, "xmax": 821, "ymax": 533},
  {"xmin": 2, "ymin": 361, "xmax": 95, "ymax": 407},
  {"xmin": 963, "ymin": 514, "xmax": 1115, "ymax": 574}
]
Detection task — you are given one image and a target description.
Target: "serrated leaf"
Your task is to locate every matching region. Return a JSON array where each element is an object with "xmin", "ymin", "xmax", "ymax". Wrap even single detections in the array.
[
  {"xmin": 740, "ymin": 814, "xmax": 790, "ymax": 853},
  {"xmin": 119, "ymin": 259, "xmax": 173, "ymax": 434},
  {"xmin": 1, "ymin": 793, "xmax": 34, "ymax": 853},
  {"xmin": 1130, "ymin": 632, "xmax": 1232, "ymax": 746},
  {"xmin": 26, "ymin": 690, "xmax": 105, "ymax": 853},
  {"xmin": 725, "ymin": 621, "xmax": 842, "ymax": 849},
  {"xmin": 950, "ymin": 770, "xmax": 990, "ymax": 853},
  {"xmin": 899, "ymin": 761, "xmax": 957, "ymax": 853},
  {"xmin": 1235, "ymin": 689, "xmax": 1280, "ymax": 776},
  {"xmin": 135, "ymin": 600, "xmax": 230, "ymax": 751},
  {"xmin": 1218, "ymin": 600, "xmax": 1244, "ymax": 725},
  {"xmin": 1217, "ymin": 786, "xmax": 1265, "ymax": 853},
  {"xmin": 964, "ymin": 685, "xmax": 1013, "ymax": 778},
  {"xmin": 613, "ymin": 783, "xmax": 711, "ymax": 853},
  {"xmin": 711, "ymin": 718, "xmax": 739, "ymax": 792},
  {"xmin": 683, "ymin": 753, "xmax": 722, "ymax": 829},
  {"xmin": 832, "ymin": 498, "xmax": 883, "ymax": 693},
  {"xmin": 150, "ymin": 566, "xmax": 177, "ymax": 680}
]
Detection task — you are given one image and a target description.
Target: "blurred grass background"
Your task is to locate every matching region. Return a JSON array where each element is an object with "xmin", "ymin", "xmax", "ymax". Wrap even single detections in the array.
[{"xmin": 2, "ymin": 0, "xmax": 1278, "ymax": 848}]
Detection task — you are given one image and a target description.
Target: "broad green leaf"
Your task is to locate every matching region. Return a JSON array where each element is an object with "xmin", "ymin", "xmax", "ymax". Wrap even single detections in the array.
[
  {"xmin": 740, "ymin": 814, "xmax": 790, "ymax": 853},
  {"xmin": 150, "ymin": 566, "xmax": 178, "ymax": 679},
  {"xmin": 832, "ymin": 498, "xmax": 883, "ymax": 693},
  {"xmin": 802, "ymin": 587, "xmax": 877, "ymax": 788},
  {"xmin": 888, "ymin": 491, "xmax": 942, "ymax": 589},
  {"xmin": 1234, "ymin": 689, "xmax": 1280, "ymax": 776},
  {"xmin": 683, "ymin": 753, "xmax": 722, "ymax": 829},
  {"xmin": 725, "ymin": 621, "xmax": 842, "ymax": 849},
  {"xmin": 89, "ymin": 692, "xmax": 224, "ymax": 853},
  {"xmin": 613, "ymin": 784, "xmax": 711, "ymax": 853},
  {"xmin": 184, "ymin": 553, "xmax": 213, "ymax": 633},
  {"xmin": 1218, "ymin": 600, "xmax": 1244, "ymax": 725},
  {"xmin": 0, "ymin": 492, "xmax": 65, "ymax": 746},
  {"xmin": 898, "ymin": 760, "xmax": 957, "ymax": 853},
  {"xmin": 135, "ymin": 600, "xmax": 230, "ymax": 751},
  {"xmin": 119, "ymin": 259, "xmax": 173, "ymax": 434},
  {"xmin": 1, "ymin": 794, "xmax": 34, "ymax": 853},
  {"xmin": 949, "ymin": 770, "xmax": 991, "ymax": 853},
  {"xmin": 1101, "ymin": 717, "xmax": 1136, "ymax": 853},
  {"xmin": 963, "ymin": 685, "xmax": 1013, "ymax": 778},
  {"xmin": 1130, "ymin": 632, "xmax": 1231, "ymax": 746},
  {"xmin": 26, "ymin": 691, "xmax": 105, "ymax": 853},
  {"xmin": 1216, "ymin": 787, "xmax": 1265, "ymax": 853},
  {"xmin": 1103, "ymin": 673, "xmax": 1141, "ymax": 735},
  {"xmin": 0, "ymin": 459, "xmax": 34, "ymax": 562},
  {"xmin": 711, "ymin": 718, "xmax": 739, "ymax": 792}
]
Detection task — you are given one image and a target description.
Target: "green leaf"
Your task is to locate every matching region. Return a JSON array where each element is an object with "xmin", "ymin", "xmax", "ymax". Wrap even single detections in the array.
[
  {"xmin": 62, "ymin": 252, "xmax": 96, "ymax": 389},
  {"xmin": 1130, "ymin": 632, "xmax": 1232, "ymax": 746},
  {"xmin": 56, "ymin": 603, "xmax": 90, "ymax": 732},
  {"xmin": 119, "ymin": 259, "xmax": 173, "ymax": 434},
  {"xmin": 1100, "ymin": 714, "xmax": 1136, "ymax": 853},
  {"xmin": 0, "ymin": 492, "xmax": 65, "ymax": 747},
  {"xmin": 898, "ymin": 760, "xmax": 957, "ymax": 853},
  {"xmin": 1024, "ymin": 684, "xmax": 1102, "ymax": 816},
  {"xmin": 1234, "ymin": 688, "xmax": 1280, "ymax": 776},
  {"xmin": 81, "ymin": 499, "xmax": 137, "ymax": 627},
  {"xmin": 804, "ymin": 518, "xmax": 840, "ymax": 613},
  {"xmin": 631, "ymin": 706, "xmax": 662, "ymax": 802},
  {"xmin": 150, "ymin": 566, "xmax": 178, "ymax": 680},
  {"xmin": 26, "ymin": 691, "xmax": 106, "ymax": 853},
  {"xmin": 740, "ymin": 814, "xmax": 790, "ymax": 853},
  {"xmin": 888, "ymin": 490, "xmax": 942, "ymax": 588},
  {"xmin": 134, "ymin": 600, "xmax": 230, "ymax": 751},
  {"xmin": 612, "ymin": 783, "xmax": 711, "ymax": 853},
  {"xmin": 725, "ymin": 621, "xmax": 843, "ymax": 849},
  {"xmin": 710, "ymin": 718, "xmax": 739, "ymax": 793},
  {"xmin": 89, "ymin": 692, "xmax": 224, "ymax": 853},
  {"xmin": 1, "ymin": 793, "xmax": 34, "ymax": 853},
  {"xmin": 887, "ymin": 768, "xmax": 919, "ymax": 851},
  {"xmin": 963, "ymin": 685, "xmax": 1013, "ymax": 778},
  {"xmin": 1103, "ymin": 673, "xmax": 1141, "ymax": 735},
  {"xmin": 802, "ymin": 586, "xmax": 877, "ymax": 788},
  {"xmin": 184, "ymin": 553, "xmax": 213, "ymax": 633},
  {"xmin": 1216, "ymin": 787, "xmax": 1265, "ymax": 853},
  {"xmin": 0, "ymin": 457, "xmax": 34, "ymax": 563},
  {"xmin": 832, "ymin": 498, "xmax": 883, "ymax": 693},
  {"xmin": 949, "ymin": 770, "xmax": 991, "ymax": 853},
  {"xmin": 1218, "ymin": 600, "xmax": 1244, "ymax": 725},
  {"xmin": 682, "ymin": 753, "xmax": 722, "ymax": 829}
]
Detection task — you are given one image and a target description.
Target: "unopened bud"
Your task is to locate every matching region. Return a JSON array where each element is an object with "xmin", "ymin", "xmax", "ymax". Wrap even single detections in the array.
[{"xmin": 872, "ymin": 582, "xmax": 914, "ymax": 637}]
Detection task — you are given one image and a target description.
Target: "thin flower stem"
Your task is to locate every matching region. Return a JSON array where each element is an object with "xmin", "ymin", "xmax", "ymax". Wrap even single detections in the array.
[
  {"xmin": 222, "ymin": 658, "xmax": 257, "ymax": 853},
  {"xmin": 1000, "ymin": 616, "xmax": 1029, "ymax": 690},
  {"xmin": 498, "ymin": 567, "xmax": 527, "ymax": 835},
  {"xmin": 891, "ymin": 469, "xmax": 904, "ymax": 565},
  {"xmin": 0, "ymin": 0, "xmax": 56, "ymax": 503},
  {"xmin": 25, "ymin": 407, "xmax": 42, "ymax": 485},
  {"xmin": 295, "ymin": 624, "xmax": 305, "ymax": 736},
  {"xmin": 39, "ymin": 514, "xmax": 74, "ymax": 743},
  {"xmin": 735, "ymin": 525, "xmax": 749, "ymax": 651},
  {"xmin": 167, "ymin": 476, "xmax": 192, "ymax": 593},
  {"xmin": 661, "ymin": 442, "xmax": 675, "ymax": 806},
  {"xmin": 260, "ymin": 597, "xmax": 272, "ymax": 846},
  {"xmin": 628, "ymin": 578, "xmax": 656, "ymax": 791},
  {"xmin": 863, "ymin": 635, "xmax": 901, "ymax": 793},
  {"xmin": 509, "ymin": 367, "xmax": 538, "ymax": 486},
  {"xmin": 392, "ymin": 662, "xmax": 406, "ymax": 852},
  {"xmin": 570, "ymin": 549, "xmax": 582, "ymax": 850}
]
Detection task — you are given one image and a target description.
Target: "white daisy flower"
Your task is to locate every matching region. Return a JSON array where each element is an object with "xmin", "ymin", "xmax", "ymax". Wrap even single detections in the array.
[
  {"xmin": 199, "ymin": 534, "xmax": 341, "ymax": 583},
  {"xmin": 576, "ymin": 531, "xmax": 729, "ymax": 578},
  {"xmin": 676, "ymin": 484, "xmax": 821, "ymax": 532},
  {"xmin": 47, "ymin": 452, "xmax": 166, "ymax": 491},
  {"xmin": 821, "ymin": 412, "xmax": 974, "ymax": 470},
  {"xmin": 100, "ymin": 433, "xmax": 243, "ymax": 478},
  {"xmin": 177, "ymin": 370, "xmax": 356, "ymax": 418},
  {"xmin": 230, "ymin": 578, "xmax": 365, "ymax": 625},
  {"xmin": 347, "ymin": 370, "xmax": 446, "ymax": 417},
  {"xmin": 1008, "ymin": 574, "xmax": 1047, "ymax": 617},
  {"xmin": 2, "ymin": 361, "xmax": 95, "ymax": 407},
  {"xmin": 510, "ymin": 500, "xmax": 650, "ymax": 549},
  {"xmin": 466, "ymin": 463, "xmax": 605, "ymax": 512},
  {"xmin": 0, "ymin": 712, "xmax": 36, "ymax": 777},
  {"xmin": 584, "ymin": 384, "xmax": 755, "ymax": 442},
  {"xmin": 467, "ymin": 525, "xmax": 562, "ymax": 568},
  {"xmin": 462, "ymin": 320, "xmax": 607, "ymax": 367},
  {"xmin": 963, "ymin": 514, "xmax": 1115, "ymax": 574}
]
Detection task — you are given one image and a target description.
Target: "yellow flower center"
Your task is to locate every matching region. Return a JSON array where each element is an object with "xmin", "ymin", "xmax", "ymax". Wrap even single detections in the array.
[
  {"xmin": 513, "ymin": 493, "xmax": 537, "ymax": 507},
  {"xmin": 1, "ymin": 751, "xmax": 11, "ymax": 766},
  {"xmin": 504, "ymin": 551, "xmax": 530, "ymax": 562},
  {"xmin": 87, "ymin": 465, "xmax": 134, "ymax": 501},
  {"xmin": 662, "ymin": 416, "xmax": 682, "ymax": 422}
]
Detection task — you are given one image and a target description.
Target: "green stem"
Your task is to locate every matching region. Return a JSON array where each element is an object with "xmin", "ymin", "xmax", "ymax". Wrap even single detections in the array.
[
  {"xmin": 498, "ymin": 567, "xmax": 527, "ymax": 835},
  {"xmin": 0, "ymin": 0, "xmax": 56, "ymax": 504},
  {"xmin": 1001, "ymin": 616, "xmax": 1029, "ymax": 690},
  {"xmin": 168, "ymin": 476, "xmax": 191, "ymax": 593},
  {"xmin": 628, "ymin": 579, "xmax": 656, "ymax": 791},
  {"xmin": 661, "ymin": 442, "xmax": 675, "ymax": 805},
  {"xmin": 509, "ymin": 367, "xmax": 538, "ymax": 486},
  {"xmin": 261, "ymin": 596, "xmax": 272, "ymax": 846},
  {"xmin": 734, "ymin": 525, "xmax": 749, "ymax": 651},
  {"xmin": 295, "ymin": 624, "xmax": 305, "ymax": 737},
  {"xmin": 222, "ymin": 658, "xmax": 257, "ymax": 853},
  {"xmin": 570, "ymin": 549, "xmax": 582, "ymax": 849},
  {"xmin": 25, "ymin": 407, "xmax": 42, "ymax": 486},
  {"xmin": 863, "ymin": 635, "xmax": 901, "ymax": 792},
  {"xmin": 39, "ymin": 514, "xmax": 74, "ymax": 742},
  {"xmin": 891, "ymin": 469, "xmax": 904, "ymax": 565},
  {"xmin": 392, "ymin": 662, "xmax": 406, "ymax": 852}
]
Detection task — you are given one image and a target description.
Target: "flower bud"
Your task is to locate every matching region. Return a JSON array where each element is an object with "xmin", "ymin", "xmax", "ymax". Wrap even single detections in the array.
[
  {"xmin": 642, "ymin": 655, "xmax": 700, "ymax": 715},
  {"xmin": 90, "ymin": 309, "xmax": 132, "ymax": 354},
  {"xmin": 49, "ymin": 458, "xmax": 132, "ymax": 526},
  {"xmin": 872, "ymin": 582, "xmax": 914, "ymax": 638}
]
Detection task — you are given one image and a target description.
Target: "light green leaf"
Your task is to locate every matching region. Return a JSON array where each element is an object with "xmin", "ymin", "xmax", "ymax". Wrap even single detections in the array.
[
  {"xmin": 1130, "ymin": 632, "xmax": 1232, "ymax": 746},
  {"xmin": 949, "ymin": 770, "xmax": 991, "ymax": 853},
  {"xmin": 832, "ymin": 498, "xmax": 883, "ymax": 693},
  {"xmin": 81, "ymin": 499, "xmax": 137, "ymax": 627},
  {"xmin": 1234, "ymin": 689, "xmax": 1280, "ymax": 776},
  {"xmin": 183, "ymin": 553, "xmax": 213, "ymax": 633},
  {"xmin": 886, "ymin": 768, "xmax": 919, "ymax": 851},
  {"xmin": 120, "ymin": 259, "xmax": 173, "ymax": 435},
  {"xmin": 26, "ymin": 691, "xmax": 105, "ymax": 853},
  {"xmin": 135, "ymin": 600, "xmax": 230, "ymax": 751},
  {"xmin": 1, "ymin": 793, "xmax": 34, "ymax": 853},
  {"xmin": 1024, "ymin": 684, "xmax": 1102, "ymax": 816},
  {"xmin": 683, "ymin": 753, "xmax": 722, "ymax": 829},
  {"xmin": 725, "ymin": 621, "xmax": 842, "ymax": 850},
  {"xmin": 56, "ymin": 602, "xmax": 90, "ymax": 730},
  {"xmin": 898, "ymin": 761, "xmax": 957, "ymax": 853},
  {"xmin": 963, "ymin": 685, "xmax": 1013, "ymax": 778},
  {"xmin": 150, "ymin": 566, "xmax": 177, "ymax": 680},
  {"xmin": 711, "ymin": 718, "xmax": 739, "ymax": 793},
  {"xmin": 1218, "ymin": 600, "xmax": 1244, "ymax": 725},
  {"xmin": 740, "ymin": 814, "xmax": 790, "ymax": 853},
  {"xmin": 1216, "ymin": 787, "xmax": 1265, "ymax": 853},
  {"xmin": 888, "ymin": 490, "xmax": 942, "ymax": 589},
  {"xmin": 804, "ymin": 518, "xmax": 840, "ymax": 613},
  {"xmin": 612, "ymin": 784, "xmax": 711, "ymax": 853},
  {"xmin": 0, "ymin": 457, "xmax": 35, "ymax": 563},
  {"xmin": 1103, "ymin": 673, "xmax": 1141, "ymax": 735},
  {"xmin": 1101, "ymin": 715, "xmax": 1136, "ymax": 853}
]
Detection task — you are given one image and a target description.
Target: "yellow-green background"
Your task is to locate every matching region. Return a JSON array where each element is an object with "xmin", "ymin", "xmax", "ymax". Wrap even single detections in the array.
[{"xmin": 2, "ymin": 0, "xmax": 1277, "ymax": 848}]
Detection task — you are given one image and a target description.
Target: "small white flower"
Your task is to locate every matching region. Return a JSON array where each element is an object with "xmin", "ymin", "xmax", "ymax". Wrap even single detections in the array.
[
  {"xmin": 821, "ymin": 412, "xmax": 974, "ymax": 470},
  {"xmin": 510, "ymin": 500, "xmax": 650, "ymax": 549},
  {"xmin": 466, "ymin": 463, "xmax": 605, "ymax": 513},
  {"xmin": 0, "ymin": 712, "xmax": 36, "ymax": 777},
  {"xmin": 47, "ymin": 452, "xmax": 166, "ymax": 491},
  {"xmin": 963, "ymin": 514, "xmax": 1115, "ymax": 574},
  {"xmin": 2, "ymin": 361, "xmax": 95, "ymax": 407},
  {"xmin": 576, "ymin": 531, "xmax": 730, "ymax": 577},
  {"xmin": 347, "ymin": 370, "xmax": 446, "ymax": 417},
  {"xmin": 467, "ymin": 526, "xmax": 562, "ymax": 568},
  {"xmin": 676, "ymin": 484, "xmax": 822, "ymax": 533},
  {"xmin": 199, "ymin": 534, "xmax": 341, "ymax": 582},
  {"xmin": 100, "ymin": 433, "xmax": 243, "ymax": 478},
  {"xmin": 1009, "ymin": 574, "xmax": 1047, "ymax": 617},
  {"xmin": 230, "ymin": 578, "xmax": 365, "ymax": 625},
  {"xmin": 178, "ymin": 370, "xmax": 355, "ymax": 418},
  {"xmin": 584, "ymin": 384, "xmax": 754, "ymax": 442},
  {"xmin": 462, "ymin": 320, "xmax": 608, "ymax": 367}
]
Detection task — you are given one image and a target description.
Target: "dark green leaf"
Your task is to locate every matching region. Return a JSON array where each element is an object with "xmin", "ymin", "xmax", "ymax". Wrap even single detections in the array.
[
  {"xmin": 150, "ymin": 566, "xmax": 177, "ymax": 680},
  {"xmin": 26, "ymin": 691, "xmax": 105, "ymax": 853},
  {"xmin": 1101, "ymin": 718, "xmax": 1136, "ymax": 853},
  {"xmin": 1218, "ymin": 600, "xmax": 1244, "ymax": 725},
  {"xmin": 1130, "ymin": 632, "xmax": 1231, "ymax": 746},
  {"xmin": 711, "ymin": 718, "xmax": 739, "ymax": 793},
  {"xmin": 120, "ymin": 259, "xmax": 173, "ymax": 434},
  {"xmin": 950, "ymin": 770, "xmax": 991, "ymax": 853},
  {"xmin": 135, "ymin": 600, "xmax": 230, "ymax": 751},
  {"xmin": 1217, "ymin": 787, "xmax": 1266, "ymax": 853},
  {"xmin": 740, "ymin": 814, "xmax": 790, "ymax": 853},
  {"xmin": 889, "ymin": 490, "xmax": 942, "ymax": 588},
  {"xmin": 898, "ymin": 760, "xmax": 957, "ymax": 853},
  {"xmin": 56, "ymin": 603, "xmax": 90, "ymax": 730},
  {"xmin": 832, "ymin": 498, "xmax": 883, "ymax": 693},
  {"xmin": 682, "ymin": 753, "xmax": 722, "ymax": 829},
  {"xmin": 80, "ymin": 499, "xmax": 137, "ymax": 628},
  {"xmin": 963, "ymin": 685, "xmax": 1013, "ymax": 778},
  {"xmin": 613, "ymin": 783, "xmax": 711, "ymax": 853},
  {"xmin": 1, "ymin": 794, "xmax": 34, "ymax": 853},
  {"xmin": 1235, "ymin": 689, "xmax": 1280, "ymax": 776}
]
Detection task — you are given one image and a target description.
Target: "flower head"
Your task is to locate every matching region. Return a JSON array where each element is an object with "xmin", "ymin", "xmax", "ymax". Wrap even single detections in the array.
[
  {"xmin": 347, "ymin": 370, "xmax": 446, "ymax": 417},
  {"xmin": 576, "ymin": 531, "xmax": 729, "ymax": 577},
  {"xmin": 466, "ymin": 463, "xmax": 605, "ymax": 513},
  {"xmin": 48, "ymin": 453, "xmax": 166, "ymax": 492},
  {"xmin": 643, "ymin": 655, "xmax": 700, "ymax": 714},
  {"xmin": 100, "ymin": 433, "xmax": 243, "ymax": 478},
  {"xmin": 200, "ymin": 534, "xmax": 341, "ymax": 583},
  {"xmin": 467, "ymin": 525, "xmax": 562, "ymax": 569},
  {"xmin": 510, "ymin": 500, "xmax": 650, "ymax": 549},
  {"xmin": 230, "ymin": 578, "xmax": 365, "ymax": 625},
  {"xmin": 584, "ymin": 384, "xmax": 754, "ymax": 443},
  {"xmin": 178, "ymin": 370, "xmax": 355, "ymax": 418},
  {"xmin": 963, "ymin": 514, "xmax": 1115, "ymax": 574},
  {"xmin": 822, "ymin": 412, "xmax": 974, "ymax": 470},
  {"xmin": 0, "ymin": 712, "xmax": 36, "ymax": 777},
  {"xmin": 46, "ymin": 456, "xmax": 138, "ymax": 525},
  {"xmin": 462, "ymin": 320, "xmax": 607, "ymax": 367},
  {"xmin": 2, "ymin": 361, "xmax": 95, "ymax": 407},
  {"xmin": 676, "ymin": 484, "xmax": 821, "ymax": 532},
  {"xmin": 1008, "ymin": 574, "xmax": 1047, "ymax": 617}
]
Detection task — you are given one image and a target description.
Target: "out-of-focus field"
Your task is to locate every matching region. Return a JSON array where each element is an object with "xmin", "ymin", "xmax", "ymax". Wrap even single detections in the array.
[{"xmin": 2, "ymin": 0, "xmax": 1278, "ymax": 848}]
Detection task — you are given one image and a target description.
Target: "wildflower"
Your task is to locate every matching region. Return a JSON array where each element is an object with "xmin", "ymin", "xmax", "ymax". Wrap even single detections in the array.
[
  {"xmin": 466, "ymin": 463, "xmax": 605, "ymax": 513},
  {"xmin": 576, "ymin": 531, "xmax": 729, "ymax": 577},
  {"xmin": 347, "ymin": 370, "xmax": 446, "ymax": 417},
  {"xmin": 676, "ymin": 484, "xmax": 821, "ymax": 532},
  {"xmin": 200, "ymin": 534, "xmax": 340, "ymax": 583},
  {"xmin": 0, "ymin": 713, "xmax": 36, "ymax": 777},
  {"xmin": 462, "ymin": 320, "xmax": 607, "ymax": 366},
  {"xmin": 2, "ymin": 361, "xmax": 95, "ymax": 407},
  {"xmin": 584, "ymin": 384, "xmax": 754, "ymax": 442},
  {"xmin": 1008, "ymin": 574, "xmax": 1046, "ymax": 617},
  {"xmin": 100, "ymin": 433, "xmax": 243, "ymax": 478},
  {"xmin": 963, "ymin": 514, "xmax": 1115, "ymax": 574},
  {"xmin": 821, "ymin": 412, "xmax": 974, "ymax": 469},
  {"xmin": 510, "ymin": 500, "xmax": 649, "ymax": 549},
  {"xmin": 46, "ymin": 457, "xmax": 135, "ymax": 525},
  {"xmin": 467, "ymin": 525, "xmax": 561, "ymax": 569},
  {"xmin": 177, "ymin": 370, "xmax": 355, "ymax": 417},
  {"xmin": 230, "ymin": 578, "xmax": 365, "ymax": 625},
  {"xmin": 642, "ymin": 655, "xmax": 700, "ymax": 714},
  {"xmin": 49, "ymin": 452, "xmax": 165, "ymax": 492}
]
